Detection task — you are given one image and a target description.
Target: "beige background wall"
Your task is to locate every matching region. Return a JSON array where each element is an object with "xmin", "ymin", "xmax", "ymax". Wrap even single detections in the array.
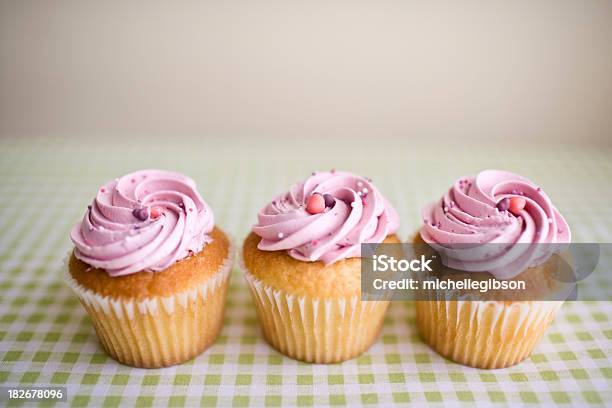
[{"xmin": 1, "ymin": 1, "xmax": 611, "ymax": 145}]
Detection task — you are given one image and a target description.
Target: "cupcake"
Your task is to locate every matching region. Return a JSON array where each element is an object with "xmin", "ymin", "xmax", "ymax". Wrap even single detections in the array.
[
  {"xmin": 66, "ymin": 169, "xmax": 233, "ymax": 368},
  {"xmin": 241, "ymin": 170, "xmax": 400, "ymax": 363},
  {"xmin": 415, "ymin": 169, "xmax": 571, "ymax": 369}
]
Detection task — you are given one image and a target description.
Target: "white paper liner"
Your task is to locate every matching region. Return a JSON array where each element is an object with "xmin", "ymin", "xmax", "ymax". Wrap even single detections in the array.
[
  {"xmin": 64, "ymin": 241, "xmax": 235, "ymax": 319},
  {"xmin": 238, "ymin": 247, "xmax": 388, "ymax": 363},
  {"xmin": 416, "ymin": 299, "xmax": 563, "ymax": 369}
]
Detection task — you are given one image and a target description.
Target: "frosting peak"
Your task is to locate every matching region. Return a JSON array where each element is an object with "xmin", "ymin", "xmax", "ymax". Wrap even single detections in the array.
[
  {"xmin": 70, "ymin": 169, "xmax": 214, "ymax": 276},
  {"xmin": 420, "ymin": 169, "xmax": 571, "ymax": 279},
  {"xmin": 253, "ymin": 170, "xmax": 399, "ymax": 264}
]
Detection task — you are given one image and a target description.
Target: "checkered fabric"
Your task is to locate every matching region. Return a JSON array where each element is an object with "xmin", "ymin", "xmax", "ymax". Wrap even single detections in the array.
[{"xmin": 1, "ymin": 136, "xmax": 611, "ymax": 407}]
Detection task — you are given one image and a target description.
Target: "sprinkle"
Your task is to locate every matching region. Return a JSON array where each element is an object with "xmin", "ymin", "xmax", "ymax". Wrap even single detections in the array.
[
  {"xmin": 537, "ymin": 187, "xmax": 542, "ymax": 192},
  {"xmin": 358, "ymin": 191, "xmax": 363, "ymax": 196},
  {"xmin": 278, "ymin": 232, "xmax": 284, "ymax": 239},
  {"xmin": 306, "ymin": 193, "xmax": 325, "ymax": 214},
  {"xmin": 100, "ymin": 188, "xmax": 106, "ymax": 193},
  {"xmin": 132, "ymin": 207, "xmax": 149, "ymax": 221},
  {"xmin": 444, "ymin": 206, "xmax": 449, "ymax": 213},
  {"xmin": 509, "ymin": 197, "xmax": 526, "ymax": 215},
  {"xmin": 189, "ymin": 208, "xmax": 194, "ymax": 212},
  {"xmin": 496, "ymin": 198, "xmax": 510, "ymax": 212},
  {"xmin": 150, "ymin": 206, "xmax": 164, "ymax": 219},
  {"xmin": 350, "ymin": 201, "xmax": 356, "ymax": 208},
  {"xmin": 131, "ymin": 178, "xmax": 136, "ymax": 183},
  {"xmin": 449, "ymin": 201, "xmax": 455, "ymax": 208},
  {"xmin": 323, "ymin": 194, "xmax": 335, "ymax": 208},
  {"xmin": 362, "ymin": 187, "xmax": 368, "ymax": 194}
]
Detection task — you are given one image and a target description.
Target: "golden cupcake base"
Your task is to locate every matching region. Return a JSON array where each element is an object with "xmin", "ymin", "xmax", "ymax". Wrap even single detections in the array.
[
  {"xmin": 240, "ymin": 232, "xmax": 400, "ymax": 364},
  {"xmin": 65, "ymin": 231, "xmax": 234, "ymax": 368}
]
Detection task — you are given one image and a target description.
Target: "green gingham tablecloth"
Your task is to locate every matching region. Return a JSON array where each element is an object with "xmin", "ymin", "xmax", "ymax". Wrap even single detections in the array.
[{"xmin": 0, "ymin": 137, "xmax": 611, "ymax": 407}]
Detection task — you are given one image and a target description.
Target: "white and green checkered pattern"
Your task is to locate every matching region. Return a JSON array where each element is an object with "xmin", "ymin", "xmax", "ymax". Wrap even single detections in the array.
[{"xmin": 1, "ymin": 136, "xmax": 611, "ymax": 407}]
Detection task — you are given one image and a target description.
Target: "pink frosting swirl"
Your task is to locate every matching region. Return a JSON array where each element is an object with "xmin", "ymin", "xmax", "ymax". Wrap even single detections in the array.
[
  {"xmin": 70, "ymin": 169, "xmax": 214, "ymax": 277},
  {"xmin": 253, "ymin": 170, "xmax": 400, "ymax": 264},
  {"xmin": 420, "ymin": 169, "xmax": 571, "ymax": 279}
]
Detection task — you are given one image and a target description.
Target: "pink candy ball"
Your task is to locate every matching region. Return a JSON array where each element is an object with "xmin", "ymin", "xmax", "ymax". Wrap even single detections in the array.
[
  {"xmin": 306, "ymin": 193, "xmax": 325, "ymax": 214},
  {"xmin": 509, "ymin": 197, "xmax": 526, "ymax": 215},
  {"xmin": 150, "ymin": 206, "xmax": 165, "ymax": 219}
]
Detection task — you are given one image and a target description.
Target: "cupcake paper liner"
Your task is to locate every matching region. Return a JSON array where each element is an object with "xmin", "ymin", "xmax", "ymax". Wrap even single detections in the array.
[
  {"xmin": 64, "ymin": 243, "xmax": 234, "ymax": 368},
  {"xmin": 416, "ymin": 297, "xmax": 562, "ymax": 369},
  {"xmin": 239, "ymin": 250, "xmax": 388, "ymax": 363}
]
